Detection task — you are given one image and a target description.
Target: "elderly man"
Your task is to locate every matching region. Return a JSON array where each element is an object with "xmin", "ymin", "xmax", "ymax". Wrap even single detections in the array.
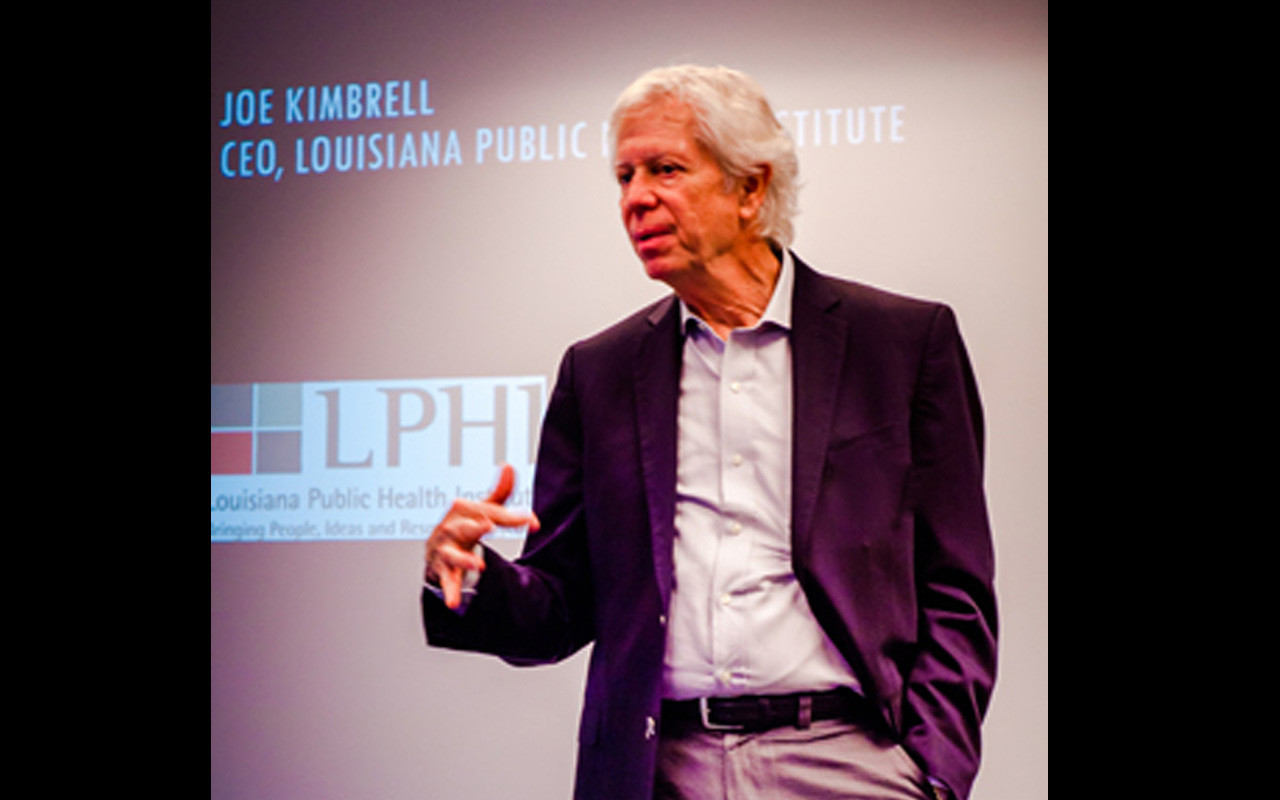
[{"xmin": 422, "ymin": 65, "xmax": 997, "ymax": 800}]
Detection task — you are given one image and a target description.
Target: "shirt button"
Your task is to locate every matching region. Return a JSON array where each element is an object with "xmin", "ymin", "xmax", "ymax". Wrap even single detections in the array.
[
  {"xmin": 719, "ymin": 593, "xmax": 732, "ymax": 607},
  {"xmin": 730, "ymin": 381, "xmax": 741, "ymax": 393},
  {"xmin": 645, "ymin": 716, "xmax": 656, "ymax": 740},
  {"xmin": 731, "ymin": 453, "xmax": 744, "ymax": 467},
  {"xmin": 658, "ymin": 614, "xmax": 667, "ymax": 626},
  {"xmin": 727, "ymin": 521, "xmax": 743, "ymax": 535}
]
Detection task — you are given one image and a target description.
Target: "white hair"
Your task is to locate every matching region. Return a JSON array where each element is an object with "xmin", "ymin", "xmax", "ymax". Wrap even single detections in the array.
[{"xmin": 609, "ymin": 64, "xmax": 800, "ymax": 247}]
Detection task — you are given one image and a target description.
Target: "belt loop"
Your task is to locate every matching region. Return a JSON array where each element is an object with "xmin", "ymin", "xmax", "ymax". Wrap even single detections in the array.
[{"xmin": 797, "ymin": 695, "xmax": 812, "ymax": 729}]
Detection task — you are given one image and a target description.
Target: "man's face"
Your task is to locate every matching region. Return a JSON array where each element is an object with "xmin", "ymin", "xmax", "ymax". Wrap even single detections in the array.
[{"xmin": 613, "ymin": 98, "xmax": 749, "ymax": 287}]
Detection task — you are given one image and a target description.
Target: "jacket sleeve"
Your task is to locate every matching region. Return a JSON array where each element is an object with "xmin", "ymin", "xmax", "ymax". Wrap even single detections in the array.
[
  {"xmin": 900, "ymin": 305, "xmax": 998, "ymax": 800},
  {"xmin": 422, "ymin": 346, "xmax": 596, "ymax": 666}
]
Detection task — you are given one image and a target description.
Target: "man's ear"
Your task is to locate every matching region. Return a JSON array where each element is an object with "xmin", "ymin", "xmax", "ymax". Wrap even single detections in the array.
[{"xmin": 738, "ymin": 163, "xmax": 772, "ymax": 222}]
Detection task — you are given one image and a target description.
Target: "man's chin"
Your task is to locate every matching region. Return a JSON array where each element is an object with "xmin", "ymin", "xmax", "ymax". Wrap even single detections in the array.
[
  {"xmin": 642, "ymin": 264, "xmax": 680, "ymax": 288},
  {"xmin": 638, "ymin": 254, "xmax": 684, "ymax": 284}
]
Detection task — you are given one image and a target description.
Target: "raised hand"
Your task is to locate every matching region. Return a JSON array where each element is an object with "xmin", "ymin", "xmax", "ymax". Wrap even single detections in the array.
[{"xmin": 423, "ymin": 464, "xmax": 539, "ymax": 609}]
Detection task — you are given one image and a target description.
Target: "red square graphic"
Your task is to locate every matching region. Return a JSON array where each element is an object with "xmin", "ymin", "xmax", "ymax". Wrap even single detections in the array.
[{"xmin": 211, "ymin": 432, "xmax": 253, "ymax": 474}]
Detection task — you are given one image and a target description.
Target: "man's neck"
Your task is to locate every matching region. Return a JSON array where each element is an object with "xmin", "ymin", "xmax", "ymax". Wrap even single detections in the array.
[{"xmin": 672, "ymin": 240, "xmax": 781, "ymax": 341}]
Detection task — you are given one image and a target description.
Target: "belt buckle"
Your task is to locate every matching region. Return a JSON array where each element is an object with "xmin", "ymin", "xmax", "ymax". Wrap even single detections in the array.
[{"xmin": 699, "ymin": 697, "xmax": 747, "ymax": 732}]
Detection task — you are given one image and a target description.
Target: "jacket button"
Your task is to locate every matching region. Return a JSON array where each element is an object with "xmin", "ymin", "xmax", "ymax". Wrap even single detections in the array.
[{"xmin": 645, "ymin": 716, "xmax": 656, "ymax": 740}]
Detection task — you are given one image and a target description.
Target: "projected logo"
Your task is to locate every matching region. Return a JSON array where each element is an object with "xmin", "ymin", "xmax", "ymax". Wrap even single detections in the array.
[
  {"xmin": 211, "ymin": 384, "xmax": 303, "ymax": 475},
  {"xmin": 210, "ymin": 377, "xmax": 544, "ymax": 543}
]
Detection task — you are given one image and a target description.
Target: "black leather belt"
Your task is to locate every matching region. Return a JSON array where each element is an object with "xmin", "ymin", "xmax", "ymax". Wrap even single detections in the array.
[{"xmin": 660, "ymin": 688, "xmax": 865, "ymax": 734}]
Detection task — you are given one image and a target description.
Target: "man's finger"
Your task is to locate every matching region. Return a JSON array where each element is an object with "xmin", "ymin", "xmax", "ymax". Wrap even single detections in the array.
[
  {"xmin": 435, "ymin": 511, "xmax": 494, "ymax": 545},
  {"xmin": 438, "ymin": 566, "xmax": 463, "ymax": 610},
  {"xmin": 479, "ymin": 464, "xmax": 539, "ymax": 532},
  {"xmin": 436, "ymin": 540, "xmax": 486, "ymax": 574},
  {"xmin": 476, "ymin": 504, "xmax": 539, "ymax": 532},
  {"xmin": 426, "ymin": 541, "xmax": 486, "ymax": 609},
  {"xmin": 485, "ymin": 463, "xmax": 516, "ymax": 505}
]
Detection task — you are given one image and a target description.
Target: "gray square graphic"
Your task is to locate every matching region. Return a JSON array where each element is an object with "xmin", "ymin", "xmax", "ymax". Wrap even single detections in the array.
[{"xmin": 256, "ymin": 431, "xmax": 301, "ymax": 473}]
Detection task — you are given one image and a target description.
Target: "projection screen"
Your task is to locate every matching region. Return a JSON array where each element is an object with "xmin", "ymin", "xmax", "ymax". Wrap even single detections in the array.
[{"xmin": 212, "ymin": 1, "xmax": 1047, "ymax": 797}]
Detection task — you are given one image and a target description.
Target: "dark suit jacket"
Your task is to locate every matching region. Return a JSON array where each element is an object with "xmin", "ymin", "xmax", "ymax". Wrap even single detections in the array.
[{"xmin": 423, "ymin": 254, "xmax": 997, "ymax": 800}]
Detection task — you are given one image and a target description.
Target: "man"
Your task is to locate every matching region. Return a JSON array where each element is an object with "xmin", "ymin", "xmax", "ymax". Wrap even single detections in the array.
[{"xmin": 422, "ymin": 65, "xmax": 997, "ymax": 800}]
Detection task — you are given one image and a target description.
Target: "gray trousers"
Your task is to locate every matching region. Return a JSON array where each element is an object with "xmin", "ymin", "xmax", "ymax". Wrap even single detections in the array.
[{"xmin": 654, "ymin": 718, "xmax": 932, "ymax": 800}]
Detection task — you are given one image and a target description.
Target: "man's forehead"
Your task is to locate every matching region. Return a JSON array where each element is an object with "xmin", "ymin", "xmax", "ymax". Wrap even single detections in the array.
[{"xmin": 614, "ymin": 98, "xmax": 702, "ymax": 163}]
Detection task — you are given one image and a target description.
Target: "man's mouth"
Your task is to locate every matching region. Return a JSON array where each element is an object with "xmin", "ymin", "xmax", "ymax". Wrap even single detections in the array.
[{"xmin": 632, "ymin": 226, "xmax": 671, "ymax": 247}]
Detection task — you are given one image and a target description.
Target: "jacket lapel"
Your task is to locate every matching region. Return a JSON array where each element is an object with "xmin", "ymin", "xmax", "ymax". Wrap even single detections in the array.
[
  {"xmin": 633, "ymin": 296, "xmax": 682, "ymax": 607},
  {"xmin": 789, "ymin": 257, "xmax": 848, "ymax": 561}
]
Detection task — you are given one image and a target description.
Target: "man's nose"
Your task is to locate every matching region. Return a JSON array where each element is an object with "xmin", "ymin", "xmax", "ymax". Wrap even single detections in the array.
[{"xmin": 621, "ymin": 174, "xmax": 658, "ymax": 213}]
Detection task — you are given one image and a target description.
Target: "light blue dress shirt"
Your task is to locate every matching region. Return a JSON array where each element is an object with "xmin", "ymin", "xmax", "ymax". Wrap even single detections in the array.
[{"xmin": 662, "ymin": 249, "xmax": 860, "ymax": 700}]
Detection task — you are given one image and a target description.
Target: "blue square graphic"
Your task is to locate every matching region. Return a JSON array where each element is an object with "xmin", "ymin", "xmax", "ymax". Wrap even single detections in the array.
[{"xmin": 211, "ymin": 385, "xmax": 252, "ymax": 427}]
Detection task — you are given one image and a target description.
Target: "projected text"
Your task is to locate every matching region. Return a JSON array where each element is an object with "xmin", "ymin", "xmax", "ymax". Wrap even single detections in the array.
[{"xmin": 213, "ymin": 76, "xmax": 908, "ymax": 183}]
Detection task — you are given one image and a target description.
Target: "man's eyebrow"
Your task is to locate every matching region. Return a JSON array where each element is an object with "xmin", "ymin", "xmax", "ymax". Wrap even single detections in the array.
[{"xmin": 618, "ymin": 149, "xmax": 681, "ymax": 167}]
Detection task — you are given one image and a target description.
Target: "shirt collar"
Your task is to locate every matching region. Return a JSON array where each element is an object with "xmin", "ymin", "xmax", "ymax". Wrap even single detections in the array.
[{"xmin": 680, "ymin": 247, "xmax": 794, "ymax": 336}]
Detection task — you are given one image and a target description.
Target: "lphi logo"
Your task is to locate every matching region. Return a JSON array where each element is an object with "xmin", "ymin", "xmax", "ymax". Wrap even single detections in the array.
[
  {"xmin": 210, "ymin": 377, "xmax": 544, "ymax": 476},
  {"xmin": 211, "ymin": 377, "xmax": 545, "ymax": 542}
]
